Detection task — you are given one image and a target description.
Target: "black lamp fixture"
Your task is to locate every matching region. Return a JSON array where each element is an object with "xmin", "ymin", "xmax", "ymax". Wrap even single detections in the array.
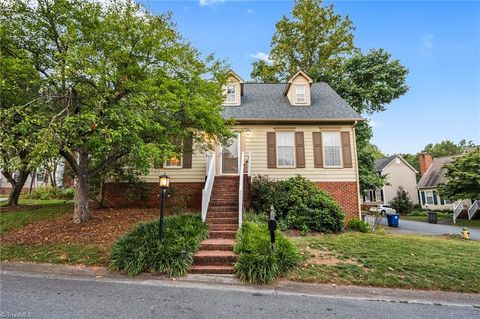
[{"xmin": 159, "ymin": 172, "xmax": 170, "ymax": 239}]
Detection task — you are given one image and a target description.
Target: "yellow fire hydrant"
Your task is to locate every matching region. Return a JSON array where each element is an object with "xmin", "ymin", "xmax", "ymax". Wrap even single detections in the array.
[{"xmin": 462, "ymin": 227, "xmax": 470, "ymax": 240}]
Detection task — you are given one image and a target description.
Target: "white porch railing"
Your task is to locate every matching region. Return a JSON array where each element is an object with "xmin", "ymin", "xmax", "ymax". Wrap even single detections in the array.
[
  {"xmin": 452, "ymin": 200, "xmax": 464, "ymax": 224},
  {"xmin": 201, "ymin": 153, "xmax": 215, "ymax": 222},
  {"xmin": 238, "ymin": 152, "xmax": 245, "ymax": 227},
  {"xmin": 468, "ymin": 200, "xmax": 479, "ymax": 220}
]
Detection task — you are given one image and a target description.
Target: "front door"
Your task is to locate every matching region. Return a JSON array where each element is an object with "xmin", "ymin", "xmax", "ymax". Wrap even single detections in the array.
[{"xmin": 221, "ymin": 135, "xmax": 240, "ymax": 174}]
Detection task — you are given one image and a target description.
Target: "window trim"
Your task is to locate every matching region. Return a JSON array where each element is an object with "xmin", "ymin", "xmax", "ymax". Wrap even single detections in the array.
[
  {"xmin": 276, "ymin": 131, "xmax": 296, "ymax": 168},
  {"xmin": 225, "ymin": 85, "xmax": 236, "ymax": 104},
  {"xmin": 425, "ymin": 191, "xmax": 434, "ymax": 205},
  {"xmin": 295, "ymin": 85, "xmax": 306, "ymax": 104},
  {"xmin": 321, "ymin": 131, "xmax": 343, "ymax": 168}
]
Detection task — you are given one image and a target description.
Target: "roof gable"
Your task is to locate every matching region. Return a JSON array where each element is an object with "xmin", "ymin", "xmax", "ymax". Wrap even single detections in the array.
[
  {"xmin": 283, "ymin": 70, "xmax": 313, "ymax": 96},
  {"xmin": 376, "ymin": 155, "xmax": 418, "ymax": 173},
  {"xmin": 417, "ymin": 156, "xmax": 454, "ymax": 189}
]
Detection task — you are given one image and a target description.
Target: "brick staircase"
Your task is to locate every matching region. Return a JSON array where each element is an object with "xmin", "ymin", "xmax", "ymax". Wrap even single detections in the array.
[{"xmin": 191, "ymin": 176, "xmax": 239, "ymax": 274}]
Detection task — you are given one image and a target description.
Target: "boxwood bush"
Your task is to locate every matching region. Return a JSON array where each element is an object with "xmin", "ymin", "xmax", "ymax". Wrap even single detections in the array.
[
  {"xmin": 347, "ymin": 218, "xmax": 370, "ymax": 233},
  {"xmin": 25, "ymin": 186, "xmax": 75, "ymax": 200},
  {"xmin": 234, "ymin": 220, "xmax": 300, "ymax": 284},
  {"xmin": 251, "ymin": 175, "xmax": 344, "ymax": 233},
  {"xmin": 109, "ymin": 214, "xmax": 208, "ymax": 277}
]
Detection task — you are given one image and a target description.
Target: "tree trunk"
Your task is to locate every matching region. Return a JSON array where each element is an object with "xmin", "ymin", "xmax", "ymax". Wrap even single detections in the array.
[
  {"xmin": 7, "ymin": 171, "xmax": 29, "ymax": 206},
  {"xmin": 73, "ymin": 152, "xmax": 90, "ymax": 223}
]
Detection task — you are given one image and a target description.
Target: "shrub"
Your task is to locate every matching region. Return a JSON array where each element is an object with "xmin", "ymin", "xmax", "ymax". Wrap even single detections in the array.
[
  {"xmin": 25, "ymin": 187, "xmax": 75, "ymax": 200},
  {"xmin": 274, "ymin": 176, "xmax": 344, "ymax": 233},
  {"xmin": 348, "ymin": 218, "xmax": 370, "ymax": 233},
  {"xmin": 109, "ymin": 214, "xmax": 208, "ymax": 277},
  {"xmin": 234, "ymin": 221, "xmax": 300, "ymax": 284},
  {"xmin": 250, "ymin": 175, "xmax": 345, "ymax": 233},
  {"xmin": 250, "ymin": 175, "xmax": 277, "ymax": 214},
  {"xmin": 389, "ymin": 186, "xmax": 415, "ymax": 215}
]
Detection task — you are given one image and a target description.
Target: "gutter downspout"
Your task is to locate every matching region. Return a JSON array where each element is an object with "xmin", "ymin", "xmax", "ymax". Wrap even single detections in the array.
[{"xmin": 352, "ymin": 121, "xmax": 362, "ymax": 219}]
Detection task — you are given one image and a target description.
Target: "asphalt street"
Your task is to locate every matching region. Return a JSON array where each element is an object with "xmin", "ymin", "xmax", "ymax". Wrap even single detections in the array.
[
  {"xmin": 381, "ymin": 217, "xmax": 480, "ymax": 240},
  {"xmin": 1, "ymin": 272, "xmax": 479, "ymax": 319}
]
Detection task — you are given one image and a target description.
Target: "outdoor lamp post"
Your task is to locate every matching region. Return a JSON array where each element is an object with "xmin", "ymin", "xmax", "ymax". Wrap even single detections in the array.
[
  {"xmin": 159, "ymin": 172, "xmax": 170, "ymax": 240},
  {"xmin": 268, "ymin": 205, "xmax": 277, "ymax": 253}
]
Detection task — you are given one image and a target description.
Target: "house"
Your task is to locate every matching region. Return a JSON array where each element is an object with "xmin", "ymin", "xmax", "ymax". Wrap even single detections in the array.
[
  {"xmin": 362, "ymin": 155, "xmax": 418, "ymax": 205},
  {"xmin": 103, "ymin": 71, "xmax": 364, "ymax": 221}
]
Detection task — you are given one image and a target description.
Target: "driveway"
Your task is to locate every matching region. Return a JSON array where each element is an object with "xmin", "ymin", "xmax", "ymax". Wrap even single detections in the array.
[{"xmin": 381, "ymin": 217, "xmax": 480, "ymax": 240}]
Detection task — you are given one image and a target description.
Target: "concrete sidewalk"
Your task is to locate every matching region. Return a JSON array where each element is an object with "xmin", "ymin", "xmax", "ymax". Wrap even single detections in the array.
[{"xmin": 1, "ymin": 262, "xmax": 478, "ymax": 308}]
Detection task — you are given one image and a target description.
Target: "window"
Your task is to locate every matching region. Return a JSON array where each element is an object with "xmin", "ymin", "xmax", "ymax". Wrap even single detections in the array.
[
  {"xmin": 322, "ymin": 132, "xmax": 342, "ymax": 167},
  {"xmin": 375, "ymin": 189, "xmax": 383, "ymax": 202},
  {"xmin": 425, "ymin": 191, "xmax": 434, "ymax": 205},
  {"xmin": 295, "ymin": 85, "xmax": 306, "ymax": 104},
  {"xmin": 165, "ymin": 156, "xmax": 182, "ymax": 168},
  {"xmin": 444, "ymin": 199, "xmax": 452, "ymax": 205},
  {"xmin": 165, "ymin": 137, "xmax": 183, "ymax": 168},
  {"xmin": 226, "ymin": 85, "xmax": 236, "ymax": 103},
  {"xmin": 276, "ymin": 132, "xmax": 295, "ymax": 167}
]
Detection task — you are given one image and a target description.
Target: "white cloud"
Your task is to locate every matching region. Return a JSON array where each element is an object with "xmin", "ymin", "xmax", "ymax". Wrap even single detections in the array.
[
  {"xmin": 369, "ymin": 119, "xmax": 384, "ymax": 128},
  {"xmin": 250, "ymin": 52, "xmax": 271, "ymax": 63},
  {"xmin": 422, "ymin": 34, "xmax": 434, "ymax": 50},
  {"xmin": 246, "ymin": 8, "xmax": 254, "ymax": 14},
  {"xmin": 199, "ymin": 0, "xmax": 225, "ymax": 6}
]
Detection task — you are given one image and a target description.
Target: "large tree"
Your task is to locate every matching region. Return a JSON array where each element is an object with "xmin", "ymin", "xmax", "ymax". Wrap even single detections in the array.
[
  {"xmin": 423, "ymin": 139, "xmax": 475, "ymax": 158},
  {"xmin": 438, "ymin": 150, "xmax": 480, "ymax": 200},
  {"xmin": 1, "ymin": 0, "xmax": 232, "ymax": 222},
  {"xmin": 0, "ymin": 41, "xmax": 45, "ymax": 206},
  {"xmin": 251, "ymin": 0, "xmax": 409, "ymax": 191}
]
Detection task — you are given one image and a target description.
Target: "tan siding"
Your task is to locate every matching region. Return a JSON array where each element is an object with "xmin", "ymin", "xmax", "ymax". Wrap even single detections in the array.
[
  {"xmin": 383, "ymin": 159, "xmax": 419, "ymax": 204},
  {"xmin": 243, "ymin": 124, "xmax": 357, "ymax": 182},
  {"xmin": 142, "ymin": 152, "xmax": 207, "ymax": 183}
]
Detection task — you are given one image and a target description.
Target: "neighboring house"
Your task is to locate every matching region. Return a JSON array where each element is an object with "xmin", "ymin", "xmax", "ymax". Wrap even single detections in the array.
[
  {"xmin": 362, "ymin": 155, "xmax": 418, "ymax": 205},
  {"xmin": 416, "ymin": 153, "xmax": 470, "ymax": 210},
  {"xmin": 104, "ymin": 71, "xmax": 364, "ymax": 221}
]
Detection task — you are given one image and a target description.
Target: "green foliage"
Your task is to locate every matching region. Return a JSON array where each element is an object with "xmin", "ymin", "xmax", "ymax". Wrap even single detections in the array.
[
  {"xmin": 423, "ymin": 139, "xmax": 475, "ymax": 158},
  {"xmin": 389, "ymin": 186, "xmax": 415, "ymax": 215},
  {"xmin": 250, "ymin": 175, "xmax": 278, "ymax": 214},
  {"xmin": 234, "ymin": 221, "xmax": 300, "ymax": 284},
  {"xmin": 249, "ymin": 0, "xmax": 408, "ymax": 194},
  {"xmin": 2, "ymin": 0, "xmax": 233, "ymax": 220},
  {"xmin": 438, "ymin": 150, "xmax": 480, "ymax": 200},
  {"xmin": 251, "ymin": 175, "xmax": 344, "ymax": 233},
  {"xmin": 347, "ymin": 219, "xmax": 370, "ymax": 233},
  {"xmin": 25, "ymin": 187, "xmax": 75, "ymax": 200},
  {"xmin": 109, "ymin": 215, "xmax": 208, "ymax": 277}
]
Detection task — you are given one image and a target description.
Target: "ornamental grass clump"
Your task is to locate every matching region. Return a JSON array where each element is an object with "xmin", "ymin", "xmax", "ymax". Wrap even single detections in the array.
[
  {"xmin": 234, "ymin": 221, "xmax": 300, "ymax": 284},
  {"xmin": 109, "ymin": 214, "xmax": 208, "ymax": 277}
]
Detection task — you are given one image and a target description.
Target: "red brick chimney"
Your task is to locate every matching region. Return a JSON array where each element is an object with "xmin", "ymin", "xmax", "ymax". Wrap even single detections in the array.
[{"xmin": 418, "ymin": 153, "xmax": 433, "ymax": 176}]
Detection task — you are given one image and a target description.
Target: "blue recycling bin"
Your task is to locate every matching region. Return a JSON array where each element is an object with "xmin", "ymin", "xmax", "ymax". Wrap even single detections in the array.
[{"xmin": 386, "ymin": 214, "xmax": 399, "ymax": 228}]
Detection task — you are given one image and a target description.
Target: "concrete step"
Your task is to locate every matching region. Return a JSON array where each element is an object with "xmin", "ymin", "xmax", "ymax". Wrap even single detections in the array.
[
  {"xmin": 209, "ymin": 224, "xmax": 237, "ymax": 231},
  {"xmin": 206, "ymin": 217, "xmax": 238, "ymax": 224},
  {"xmin": 190, "ymin": 265, "xmax": 235, "ymax": 274},
  {"xmin": 210, "ymin": 199, "xmax": 238, "ymax": 206},
  {"xmin": 209, "ymin": 230, "xmax": 237, "ymax": 239},
  {"xmin": 200, "ymin": 239, "xmax": 235, "ymax": 251},
  {"xmin": 193, "ymin": 250, "xmax": 237, "ymax": 264}
]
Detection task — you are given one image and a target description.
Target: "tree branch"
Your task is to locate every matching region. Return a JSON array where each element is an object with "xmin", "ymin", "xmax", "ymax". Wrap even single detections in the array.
[
  {"xmin": 59, "ymin": 148, "xmax": 80, "ymax": 177},
  {"xmin": 89, "ymin": 151, "xmax": 128, "ymax": 178}
]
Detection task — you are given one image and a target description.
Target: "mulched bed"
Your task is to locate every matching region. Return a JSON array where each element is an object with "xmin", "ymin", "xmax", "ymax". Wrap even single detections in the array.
[{"xmin": 1, "ymin": 208, "xmax": 159, "ymax": 246}]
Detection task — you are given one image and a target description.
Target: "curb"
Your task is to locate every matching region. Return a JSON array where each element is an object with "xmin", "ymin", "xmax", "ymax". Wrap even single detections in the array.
[{"xmin": 1, "ymin": 261, "xmax": 479, "ymax": 308}]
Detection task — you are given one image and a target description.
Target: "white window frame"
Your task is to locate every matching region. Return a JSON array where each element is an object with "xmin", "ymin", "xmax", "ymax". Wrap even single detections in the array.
[
  {"xmin": 276, "ymin": 131, "xmax": 295, "ymax": 168},
  {"xmin": 322, "ymin": 131, "xmax": 342, "ymax": 168},
  {"xmin": 226, "ymin": 85, "xmax": 236, "ymax": 104},
  {"xmin": 295, "ymin": 85, "xmax": 306, "ymax": 104},
  {"xmin": 165, "ymin": 156, "xmax": 182, "ymax": 168},
  {"xmin": 425, "ymin": 191, "xmax": 434, "ymax": 205}
]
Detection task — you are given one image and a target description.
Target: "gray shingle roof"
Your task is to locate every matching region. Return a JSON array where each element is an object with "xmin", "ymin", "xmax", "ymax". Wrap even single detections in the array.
[
  {"xmin": 375, "ymin": 155, "xmax": 398, "ymax": 172},
  {"xmin": 222, "ymin": 83, "xmax": 362, "ymax": 121},
  {"xmin": 417, "ymin": 156, "xmax": 454, "ymax": 189}
]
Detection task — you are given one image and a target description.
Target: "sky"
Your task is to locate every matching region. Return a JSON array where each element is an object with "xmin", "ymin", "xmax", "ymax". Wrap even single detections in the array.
[{"xmin": 140, "ymin": 0, "xmax": 479, "ymax": 155}]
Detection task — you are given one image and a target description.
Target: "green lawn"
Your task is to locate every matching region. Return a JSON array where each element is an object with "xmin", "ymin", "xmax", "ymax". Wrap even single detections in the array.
[
  {"xmin": 0, "ymin": 243, "xmax": 106, "ymax": 266},
  {"xmin": 288, "ymin": 232, "xmax": 480, "ymax": 293},
  {"xmin": 0, "ymin": 199, "xmax": 73, "ymax": 235},
  {"xmin": 402, "ymin": 212, "xmax": 480, "ymax": 228}
]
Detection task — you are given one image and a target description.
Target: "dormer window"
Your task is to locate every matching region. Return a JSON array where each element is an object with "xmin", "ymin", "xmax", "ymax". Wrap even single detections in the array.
[
  {"xmin": 295, "ymin": 85, "xmax": 306, "ymax": 104},
  {"xmin": 226, "ymin": 85, "xmax": 236, "ymax": 103},
  {"xmin": 283, "ymin": 71, "xmax": 313, "ymax": 106}
]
